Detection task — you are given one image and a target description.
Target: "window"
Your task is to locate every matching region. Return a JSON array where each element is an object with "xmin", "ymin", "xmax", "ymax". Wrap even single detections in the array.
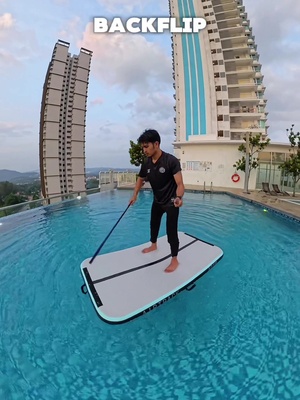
[
  {"xmin": 217, "ymin": 115, "xmax": 223, "ymax": 121},
  {"xmin": 217, "ymin": 100, "xmax": 222, "ymax": 106},
  {"xmin": 259, "ymin": 152, "xmax": 271, "ymax": 161},
  {"xmin": 222, "ymin": 85, "xmax": 227, "ymax": 91},
  {"xmin": 216, "ymin": 86, "xmax": 221, "ymax": 91},
  {"xmin": 272, "ymin": 152, "xmax": 286, "ymax": 163},
  {"xmin": 218, "ymin": 130, "xmax": 224, "ymax": 137}
]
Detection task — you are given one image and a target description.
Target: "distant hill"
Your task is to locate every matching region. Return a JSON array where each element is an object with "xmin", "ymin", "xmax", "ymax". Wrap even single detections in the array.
[
  {"xmin": 0, "ymin": 167, "xmax": 138, "ymax": 183},
  {"xmin": 0, "ymin": 169, "xmax": 40, "ymax": 183}
]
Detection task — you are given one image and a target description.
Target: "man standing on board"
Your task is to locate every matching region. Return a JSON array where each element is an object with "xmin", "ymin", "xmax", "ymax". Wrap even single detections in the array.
[{"xmin": 129, "ymin": 129, "xmax": 185, "ymax": 273}]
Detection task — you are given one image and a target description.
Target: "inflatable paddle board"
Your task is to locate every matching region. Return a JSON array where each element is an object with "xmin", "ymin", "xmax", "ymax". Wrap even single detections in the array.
[{"xmin": 80, "ymin": 232, "xmax": 223, "ymax": 324}]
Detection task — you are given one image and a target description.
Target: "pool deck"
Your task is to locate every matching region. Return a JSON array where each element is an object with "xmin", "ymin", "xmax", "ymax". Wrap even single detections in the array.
[{"xmin": 118, "ymin": 183, "xmax": 300, "ymax": 221}]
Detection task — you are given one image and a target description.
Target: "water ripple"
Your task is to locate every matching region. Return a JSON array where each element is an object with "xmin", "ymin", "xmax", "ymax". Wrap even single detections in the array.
[{"xmin": 0, "ymin": 191, "xmax": 300, "ymax": 399}]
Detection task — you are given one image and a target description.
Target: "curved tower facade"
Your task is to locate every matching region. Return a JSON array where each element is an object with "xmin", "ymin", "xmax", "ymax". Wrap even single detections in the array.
[
  {"xmin": 39, "ymin": 40, "xmax": 92, "ymax": 203},
  {"xmin": 169, "ymin": 0, "xmax": 268, "ymax": 144}
]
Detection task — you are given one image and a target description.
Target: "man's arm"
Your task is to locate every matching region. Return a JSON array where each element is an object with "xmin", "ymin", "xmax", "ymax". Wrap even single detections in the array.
[
  {"xmin": 174, "ymin": 171, "xmax": 185, "ymax": 207},
  {"xmin": 129, "ymin": 177, "xmax": 145, "ymax": 205}
]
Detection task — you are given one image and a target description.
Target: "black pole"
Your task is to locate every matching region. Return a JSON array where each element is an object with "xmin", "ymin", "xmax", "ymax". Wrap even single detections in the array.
[{"xmin": 89, "ymin": 203, "xmax": 131, "ymax": 264}]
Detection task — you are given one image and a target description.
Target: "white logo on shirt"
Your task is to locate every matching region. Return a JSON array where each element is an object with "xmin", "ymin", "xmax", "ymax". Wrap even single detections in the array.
[
  {"xmin": 147, "ymin": 169, "xmax": 150, "ymax": 173},
  {"xmin": 159, "ymin": 167, "xmax": 165, "ymax": 173}
]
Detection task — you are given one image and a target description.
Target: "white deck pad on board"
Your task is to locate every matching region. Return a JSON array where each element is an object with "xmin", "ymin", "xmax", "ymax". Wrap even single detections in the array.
[{"xmin": 80, "ymin": 232, "xmax": 223, "ymax": 323}]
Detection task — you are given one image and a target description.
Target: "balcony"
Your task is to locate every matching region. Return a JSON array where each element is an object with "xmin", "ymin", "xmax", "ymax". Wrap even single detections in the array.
[
  {"xmin": 222, "ymin": 36, "xmax": 248, "ymax": 49},
  {"xmin": 259, "ymin": 99, "xmax": 267, "ymax": 105},
  {"xmin": 230, "ymin": 124, "xmax": 265, "ymax": 132},
  {"xmin": 216, "ymin": 10, "xmax": 240, "ymax": 22},
  {"xmin": 229, "ymin": 96, "xmax": 261, "ymax": 103},
  {"xmin": 229, "ymin": 106, "xmax": 260, "ymax": 114},
  {"xmin": 252, "ymin": 60, "xmax": 260, "ymax": 66},
  {"xmin": 256, "ymin": 85, "xmax": 265, "ymax": 92},
  {"xmin": 218, "ymin": 19, "xmax": 243, "ymax": 31},
  {"xmin": 219, "ymin": 27, "xmax": 245, "ymax": 39}
]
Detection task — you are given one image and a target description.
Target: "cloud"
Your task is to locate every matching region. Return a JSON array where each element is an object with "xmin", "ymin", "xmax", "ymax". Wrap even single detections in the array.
[
  {"xmin": 0, "ymin": 122, "xmax": 38, "ymax": 171},
  {"xmin": 57, "ymin": 16, "xmax": 82, "ymax": 43},
  {"xmin": 96, "ymin": 0, "xmax": 168, "ymax": 14},
  {"xmin": 96, "ymin": 0, "xmax": 151, "ymax": 14},
  {"xmin": 0, "ymin": 49, "xmax": 21, "ymax": 68},
  {"xmin": 78, "ymin": 22, "xmax": 172, "ymax": 94},
  {"xmin": 122, "ymin": 91, "xmax": 174, "ymax": 121},
  {"xmin": 244, "ymin": 0, "xmax": 300, "ymax": 142},
  {"xmin": 134, "ymin": 92, "xmax": 174, "ymax": 118},
  {"xmin": 0, "ymin": 13, "xmax": 40, "ymax": 71},
  {"xmin": 0, "ymin": 12, "xmax": 15, "ymax": 28},
  {"xmin": 85, "ymin": 121, "xmax": 132, "ymax": 167},
  {"xmin": 90, "ymin": 97, "xmax": 104, "ymax": 106},
  {"xmin": 52, "ymin": 0, "xmax": 69, "ymax": 5},
  {"xmin": 0, "ymin": 122, "xmax": 33, "ymax": 142},
  {"xmin": 86, "ymin": 117, "xmax": 175, "ymax": 168}
]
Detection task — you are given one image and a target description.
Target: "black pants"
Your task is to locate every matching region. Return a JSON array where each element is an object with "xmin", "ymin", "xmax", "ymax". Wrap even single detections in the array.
[{"xmin": 150, "ymin": 201, "xmax": 179, "ymax": 257}]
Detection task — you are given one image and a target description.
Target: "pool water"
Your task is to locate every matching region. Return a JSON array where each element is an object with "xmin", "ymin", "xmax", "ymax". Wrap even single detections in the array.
[{"xmin": 0, "ymin": 190, "xmax": 300, "ymax": 400}]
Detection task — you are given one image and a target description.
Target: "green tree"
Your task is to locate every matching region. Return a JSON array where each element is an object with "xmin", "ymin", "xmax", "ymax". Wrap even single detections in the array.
[
  {"xmin": 4, "ymin": 193, "xmax": 26, "ymax": 206},
  {"xmin": 278, "ymin": 124, "xmax": 300, "ymax": 197},
  {"xmin": 233, "ymin": 133, "xmax": 270, "ymax": 187},
  {"xmin": 0, "ymin": 181, "xmax": 18, "ymax": 206},
  {"xmin": 129, "ymin": 140, "xmax": 145, "ymax": 167}
]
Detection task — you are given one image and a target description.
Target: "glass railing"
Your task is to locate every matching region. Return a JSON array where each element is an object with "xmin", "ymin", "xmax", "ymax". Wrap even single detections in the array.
[
  {"xmin": 0, "ymin": 172, "xmax": 138, "ymax": 219},
  {"xmin": 0, "ymin": 188, "xmax": 101, "ymax": 218}
]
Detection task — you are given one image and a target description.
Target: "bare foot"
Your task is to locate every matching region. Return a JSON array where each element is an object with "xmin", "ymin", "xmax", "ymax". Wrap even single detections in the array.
[
  {"xmin": 142, "ymin": 243, "xmax": 157, "ymax": 253},
  {"xmin": 164, "ymin": 257, "xmax": 179, "ymax": 273}
]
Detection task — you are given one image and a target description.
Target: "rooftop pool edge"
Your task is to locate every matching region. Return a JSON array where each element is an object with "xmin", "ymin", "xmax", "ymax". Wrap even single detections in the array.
[{"xmin": 137, "ymin": 187, "xmax": 300, "ymax": 224}]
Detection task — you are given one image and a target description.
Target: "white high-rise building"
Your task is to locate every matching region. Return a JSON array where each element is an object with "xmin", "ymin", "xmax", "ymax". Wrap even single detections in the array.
[
  {"xmin": 39, "ymin": 40, "xmax": 92, "ymax": 203},
  {"xmin": 170, "ymin": 0, "xmax": 267, "ymax": 142},
  {"xmin": 168, "ymin": 0, "xmax": 275, "ymax": 190}
]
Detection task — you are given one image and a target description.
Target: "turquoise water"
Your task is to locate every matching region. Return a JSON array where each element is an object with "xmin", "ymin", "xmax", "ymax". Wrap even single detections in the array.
[{"xmin": 0, "ymin": 190, "xmax": 300, "ymax": 400}]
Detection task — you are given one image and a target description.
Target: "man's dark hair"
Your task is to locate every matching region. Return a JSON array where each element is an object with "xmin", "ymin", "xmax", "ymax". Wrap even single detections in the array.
[{"xmin": 137, "ymin": 129, "xmax": 161, "ymax": 144}]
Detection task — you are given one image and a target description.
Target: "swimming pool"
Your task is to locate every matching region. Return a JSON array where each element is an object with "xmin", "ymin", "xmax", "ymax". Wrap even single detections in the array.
[{"xmin": 1, "ymin": 190, "xmax": 300, "ymax": 399}]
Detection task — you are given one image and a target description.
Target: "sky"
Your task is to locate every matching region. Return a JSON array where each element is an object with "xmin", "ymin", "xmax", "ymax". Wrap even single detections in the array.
[{"xmin": 0, "ymin": 0, "xmax": 300, "ymax": 172}]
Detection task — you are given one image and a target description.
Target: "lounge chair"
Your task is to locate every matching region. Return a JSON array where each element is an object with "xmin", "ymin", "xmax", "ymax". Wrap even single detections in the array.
[
  {"xmin": 261, "ymin": 182, "xmax": 277, "ymax": 196},
  {"xmin": 272, "ymin": 184, "xmax": 290, "ymax": 196}
]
